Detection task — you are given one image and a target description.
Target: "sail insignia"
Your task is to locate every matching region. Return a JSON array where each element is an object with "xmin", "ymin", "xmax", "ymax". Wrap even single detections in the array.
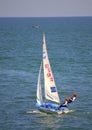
[{"xmin": 50, "ymin": 86, "xmax": 57, "ymax": 92}]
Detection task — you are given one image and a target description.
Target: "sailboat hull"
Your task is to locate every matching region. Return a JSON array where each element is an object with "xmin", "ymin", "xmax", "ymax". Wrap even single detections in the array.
[
  {"xmin": 38, "ymin": 106, "xmax": 69, "ymax": 114},
  {"xmin": 36, "ymin": 102, "xmax": 69, "ymax": 114},
  {"xmin": 39, "ymin": 107, "xmax": 58, "ymax": 114}
]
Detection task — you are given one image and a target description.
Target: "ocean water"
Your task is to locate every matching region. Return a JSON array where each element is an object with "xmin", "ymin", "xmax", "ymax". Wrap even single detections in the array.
[{"xmin": 0, "ymin": 17, "xmax": 92, "ymax": 130}]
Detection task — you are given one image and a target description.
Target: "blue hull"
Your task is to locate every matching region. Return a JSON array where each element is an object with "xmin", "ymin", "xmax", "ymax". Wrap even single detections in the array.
[{"xmin": 36, "ymin": 102, "xmax": 69, "ymax": 114}]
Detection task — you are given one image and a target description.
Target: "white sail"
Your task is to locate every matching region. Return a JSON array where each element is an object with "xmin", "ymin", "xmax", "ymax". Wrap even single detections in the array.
[
  {"xmin": 37, "ymin": 62, "xmax": 43, "ymax": 105},
  {"xmin": 43, "ymin": 33, "xmax": 60, "ymax": 104}
]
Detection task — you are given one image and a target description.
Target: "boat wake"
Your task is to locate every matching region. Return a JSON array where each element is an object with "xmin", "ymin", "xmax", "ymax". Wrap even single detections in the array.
[
  {"xmin": 26, "ymin": 110, "xmax": 43, "ymax": 114},
  {"xmin": 26, "ymin": 109, "xmax": 75, "ymax": 115}
]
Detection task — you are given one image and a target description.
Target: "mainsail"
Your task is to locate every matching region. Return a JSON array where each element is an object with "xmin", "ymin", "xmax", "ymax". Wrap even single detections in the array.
[
  {"xmin": 43, "ymin": 34, "xmax": 60, "ymax": 104},
  {"xmin": 37, "ymin": 62, "xmax": 43, "ymax": 105}
]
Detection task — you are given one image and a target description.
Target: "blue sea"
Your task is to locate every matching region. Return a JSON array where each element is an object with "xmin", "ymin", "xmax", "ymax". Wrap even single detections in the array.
[{"xmin": 0, "ymin": 17, "xmax": 92, "ymax": 130}]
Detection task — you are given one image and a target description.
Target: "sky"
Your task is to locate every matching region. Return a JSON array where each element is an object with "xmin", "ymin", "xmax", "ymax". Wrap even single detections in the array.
[{"xmin": 0, "ymin": 0, "xmax": 92, "ymax": 17}]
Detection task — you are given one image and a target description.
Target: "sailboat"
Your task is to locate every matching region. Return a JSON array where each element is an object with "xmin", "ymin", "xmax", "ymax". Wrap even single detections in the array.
[{"xmin": 36, "ymin": 34, "xmax": 69, "ymax": 114}]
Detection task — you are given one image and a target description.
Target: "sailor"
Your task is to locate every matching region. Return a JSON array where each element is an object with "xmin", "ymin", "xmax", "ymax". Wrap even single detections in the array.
[
  {"xmin": 58, "ymin": 97, "xmax": 69, "ymax": 109},
  {"xmin": 58, "ymin": 93, "xmax": 78, "ymax": 110},
  {"xmin": 68, "ymin": 93, "xmax": 77, "ymax": 103}
]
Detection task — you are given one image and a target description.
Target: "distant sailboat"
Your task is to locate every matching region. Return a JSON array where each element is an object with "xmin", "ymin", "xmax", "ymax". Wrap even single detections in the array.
[
  {"xmin": 32, "ymin": 25, "xmax": 40, "ymax": 28},
  {"xmin": 36, "ymin": 33, "xmax": 69, "ymax": 114}
]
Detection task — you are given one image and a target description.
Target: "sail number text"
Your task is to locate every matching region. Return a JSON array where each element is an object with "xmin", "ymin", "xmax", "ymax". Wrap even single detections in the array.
[{"xmin": 45, "ymin": 64, "xmax": 54, "ymax": 82}]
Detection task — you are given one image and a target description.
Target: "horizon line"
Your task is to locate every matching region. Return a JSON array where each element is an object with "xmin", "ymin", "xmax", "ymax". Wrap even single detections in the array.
[{"xmin": 0, "ymin": 16, "xmax": 92, "ymax": 18}]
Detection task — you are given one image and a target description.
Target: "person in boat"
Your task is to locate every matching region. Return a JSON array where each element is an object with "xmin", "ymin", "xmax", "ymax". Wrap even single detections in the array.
[
  {"xmin": 58, "ymin": 97, "xmax": 69, "ymax": 109},
  {"xmin": 58, "ymin": 93, "xmax": 78, "ymax": 109},
  {"xmin": 68, "ymin": 93, "xmax": 78, "ymax": 103}
]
